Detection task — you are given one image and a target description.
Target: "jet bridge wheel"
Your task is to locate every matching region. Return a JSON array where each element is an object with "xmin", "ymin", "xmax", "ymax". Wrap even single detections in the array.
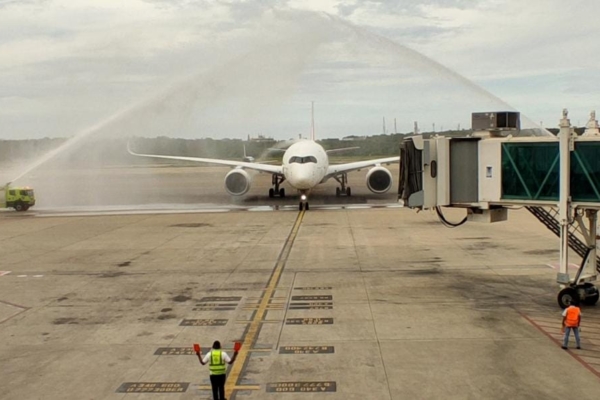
[
  {"xmin": 585, "ymin": 292, "xmax": 600, "ymax": 305},
  {"xmin": 557, "ymin": 287, "xmax": 579, "ymax": 309},
  {"xmin": 582, "ymin": 283, "xmax": 599, "ymax": 305}
]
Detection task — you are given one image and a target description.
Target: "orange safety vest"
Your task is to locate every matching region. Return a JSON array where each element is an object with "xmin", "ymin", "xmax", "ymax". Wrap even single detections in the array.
[{"xmin": 565, "ymin": 306, "xmax": 581, "ymax": 327}]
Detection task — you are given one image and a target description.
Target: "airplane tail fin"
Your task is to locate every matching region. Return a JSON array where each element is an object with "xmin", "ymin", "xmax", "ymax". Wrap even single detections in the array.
[{"xmin": 310, "ymin": 101, "xmax": 315, "ymax": 141}]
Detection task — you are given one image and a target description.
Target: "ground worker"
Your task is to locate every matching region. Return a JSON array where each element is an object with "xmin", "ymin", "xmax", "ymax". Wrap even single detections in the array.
[
  {"xmin": 561, "ymin": 300, "xmax": 582, "ymax": 350},
  {"xmin": 196, "ymin": 340, "xmax": 239, "ymax": 400}
]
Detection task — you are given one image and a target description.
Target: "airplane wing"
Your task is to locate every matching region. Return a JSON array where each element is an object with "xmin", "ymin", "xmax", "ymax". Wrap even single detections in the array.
[
  {"xmin": 325, "ymin": 156, "xmax": 400, "ymax": 178},
  {"xmin": 325, "ymin": 146, "xmax": 360, "ymax": 154},
  {"xmin": 128, "ymin": 146, "xmax": 283, "ymax": 175}
]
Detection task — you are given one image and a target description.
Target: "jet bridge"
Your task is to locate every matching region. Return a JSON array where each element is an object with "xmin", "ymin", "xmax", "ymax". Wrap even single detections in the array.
[{"xmin": 399, "ymin": 110, "xmax": 600, "ymax": 308}]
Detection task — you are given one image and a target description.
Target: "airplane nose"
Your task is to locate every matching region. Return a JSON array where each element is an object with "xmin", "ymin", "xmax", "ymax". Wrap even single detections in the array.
[{"xmin": 290, "ymin": 167, "xmax": 313, "ymax": 189}]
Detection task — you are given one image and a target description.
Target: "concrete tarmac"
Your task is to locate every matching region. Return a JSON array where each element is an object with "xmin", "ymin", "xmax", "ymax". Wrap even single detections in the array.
[{"xmin": 1, "ymin": 165, "xmax": 600, "ymax": 399}]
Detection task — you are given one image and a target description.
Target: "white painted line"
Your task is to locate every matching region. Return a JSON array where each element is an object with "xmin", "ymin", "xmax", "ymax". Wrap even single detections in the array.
[
  {"xmin": 0, "ymin": 271, "xmax": 11, "ymax": 277},
  {"xmin": 36, "ymin": 209, "xmax": 231, "ymax": 218},
  {"xmin": 546, "ymin": 263, "xmax": 580, "ymax": 270},
  {"xmin": 33, "ymin": 203, "xmax": 403, "ymax": 217},
  {"xmin": 17, "ymin": 275, "xmax": 27, "ymax": 278},
  {"xmin": 33, "ymin": 275, "xmax": 44, "ymax": 278}
]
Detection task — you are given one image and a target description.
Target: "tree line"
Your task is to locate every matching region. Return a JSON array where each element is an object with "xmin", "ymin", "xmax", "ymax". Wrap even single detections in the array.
[
  {"xmin": 0, "ymin": 134, "xmax": 403, "ymax": 166},
  {"xmin": 0, "ymin": 129, "xmax": 479, "ymax": 167}
]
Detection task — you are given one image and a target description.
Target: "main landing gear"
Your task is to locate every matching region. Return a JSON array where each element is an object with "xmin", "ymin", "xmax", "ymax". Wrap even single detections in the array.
[
  {"xmin": 334, "ymin": 173, "xmax": 351, "ymax": 197},
  {"xmin": 269, "ymin": 175, "xmax": 286, "ymax": 198}
]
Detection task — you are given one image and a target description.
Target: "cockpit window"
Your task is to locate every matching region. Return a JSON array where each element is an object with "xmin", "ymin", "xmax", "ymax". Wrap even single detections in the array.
[{"xmin": 289, "ymin": 156, "xmax": 317, "ymax": 164}]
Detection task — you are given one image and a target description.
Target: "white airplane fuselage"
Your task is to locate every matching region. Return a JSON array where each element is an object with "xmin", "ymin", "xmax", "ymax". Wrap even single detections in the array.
[
  {"xmin": 282, "ymin": 140, "xmax": 329, "ymax": 191},
  {"xmin": 128, "ymin": 133, "xmax": 399, "ymax": 209}
]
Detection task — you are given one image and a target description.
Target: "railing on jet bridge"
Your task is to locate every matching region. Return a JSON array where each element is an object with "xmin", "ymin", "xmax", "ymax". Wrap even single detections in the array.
[{"xmin": 526, "ymin": 206, "xmax": 600, "ymax": 273}]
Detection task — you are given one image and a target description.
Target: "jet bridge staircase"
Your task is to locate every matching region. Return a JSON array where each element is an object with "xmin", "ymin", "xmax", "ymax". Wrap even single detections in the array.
[
  {"xmin": 527, "ymin": 206, "xmax": 600, "ymax": 277},
  {"xmin": 527, "ymin": 206, "xmax": 600, "ymax": 271}
]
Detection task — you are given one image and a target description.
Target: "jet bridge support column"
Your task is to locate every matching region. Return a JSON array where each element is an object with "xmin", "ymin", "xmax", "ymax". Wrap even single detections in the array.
[
  {"xmin": 557, "ymin": 109, "xmax": 573, "ymax": 285},
  {"xmin": 556, "ymin": 109, "xmax": 600, "ymax": 307}
]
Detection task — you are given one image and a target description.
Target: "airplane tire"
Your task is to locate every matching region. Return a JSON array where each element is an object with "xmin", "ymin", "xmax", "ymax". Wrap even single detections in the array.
[
  {"xmin": 346, "ymin": 187, "xmax": 351, "ymax": 196},
  {"xmin": 299, "ymin": 202, "xmax": 303, "ymax": 211},
  {"xmin": 280, "ymin": 188, "xmax": 285, "ymax": 198},
  {"xmin": 336, "ymin": 187, "xmax": 340, "ymax": 197},
  {"xmin": 269, "ymin": 188, "xmax": 274, "ymax": 198},
  {"xmin": 305, "ymin": 202, "xmax": 309, "ymax": 211}
]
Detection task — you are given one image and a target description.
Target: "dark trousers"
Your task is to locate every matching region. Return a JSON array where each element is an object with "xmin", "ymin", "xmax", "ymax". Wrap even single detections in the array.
[{"xmin": 209, "ymin": 374, "xmax": 226, "ymax": 400}]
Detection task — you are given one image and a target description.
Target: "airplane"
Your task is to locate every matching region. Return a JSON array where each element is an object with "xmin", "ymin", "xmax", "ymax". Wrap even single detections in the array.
[
  {"xmin": 242, "ymin": 144, "xmax": 255, "ymax": 163},
  {"xmin": 127, "ymin": 107, "xmax": 400, "ymax": 211}
]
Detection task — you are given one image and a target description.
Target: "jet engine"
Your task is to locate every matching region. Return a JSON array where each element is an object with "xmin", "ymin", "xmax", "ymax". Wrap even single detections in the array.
[
  {"xmin": 225, "ymin": 169, "xmax": 251, "ymax": 196},
  {"xmin": 366, "ymin": 166, "xmax": 393, "ymax": 194}
]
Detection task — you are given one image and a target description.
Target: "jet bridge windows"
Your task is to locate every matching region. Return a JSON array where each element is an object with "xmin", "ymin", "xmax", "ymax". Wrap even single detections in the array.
[
  {"xmin": 501, "ymin": 142, "xmax": 559, "ymax": 201},
  {"xmin": 500, "ymin": 141, "xmax": 600, "ymax": 202},
  {"xmin": 289, "ymin": 156, "xmax": 317, "ymax": 164}
]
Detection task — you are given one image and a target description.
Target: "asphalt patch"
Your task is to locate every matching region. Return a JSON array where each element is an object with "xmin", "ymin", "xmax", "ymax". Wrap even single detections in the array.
[
  {"xmin": 404, "ymin": 268, "xmax": 441, "ymax": 275},
  {"xmin": 53, "ymin": 317, "xmax": 79, "ymax": 325},
  {"xmin": 172, "ymin": 295, "xmax": 191, "ymax": 302},
  {"xmin": 99, "ymin": 271, "xmax": 128, "ymax": 278},
  {"xmin": 524, "ymin": 249, "xmax": 559, "ymax": 255},
  {"xmin": 170, "ymin": 223, "xmax": 212, "ymax": 228}
]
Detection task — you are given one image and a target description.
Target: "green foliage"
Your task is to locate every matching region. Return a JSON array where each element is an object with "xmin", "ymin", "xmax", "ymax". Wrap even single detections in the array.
[{"xmin": 0, "ymin": 132, "xmax": 441, "ymax": 166}]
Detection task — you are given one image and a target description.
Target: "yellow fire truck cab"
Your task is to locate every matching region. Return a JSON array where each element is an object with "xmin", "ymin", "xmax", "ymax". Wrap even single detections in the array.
[{"xmin": 1, "ymin": 183, "xmax": 35, "ymax": 211}]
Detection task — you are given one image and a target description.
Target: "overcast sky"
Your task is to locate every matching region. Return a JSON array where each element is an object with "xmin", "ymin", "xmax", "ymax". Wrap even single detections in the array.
[{"xmin": 1, "ymin": 0, "xmax": 599, "ymax": 140}]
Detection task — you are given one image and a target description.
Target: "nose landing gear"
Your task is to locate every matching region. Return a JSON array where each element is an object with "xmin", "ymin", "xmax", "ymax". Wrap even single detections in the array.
[{"xmin": 299, "ymin": 192, "xmax": 309, "ymax": 211}]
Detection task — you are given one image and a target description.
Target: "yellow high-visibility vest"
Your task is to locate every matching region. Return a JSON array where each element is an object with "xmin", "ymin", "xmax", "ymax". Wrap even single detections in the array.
[{"xmin": 209, "ymin": 350, "xmax": 226, "ymax": 375}]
